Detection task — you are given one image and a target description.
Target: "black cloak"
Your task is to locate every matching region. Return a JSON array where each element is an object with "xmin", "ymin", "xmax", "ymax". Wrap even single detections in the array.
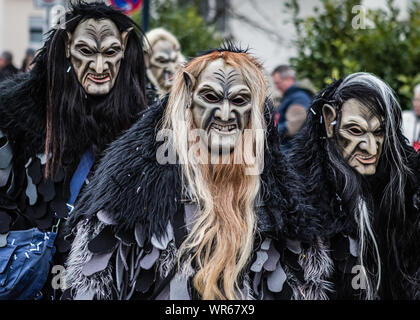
[{"xmin": 63, "ymin": 96, "xmax": 332, "ymax": 300}]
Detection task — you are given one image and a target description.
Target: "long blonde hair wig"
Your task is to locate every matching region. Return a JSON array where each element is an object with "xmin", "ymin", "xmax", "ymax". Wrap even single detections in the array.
[{"xmin": 161, "ymin": 49, "xmax": 268, "ymax": 300}]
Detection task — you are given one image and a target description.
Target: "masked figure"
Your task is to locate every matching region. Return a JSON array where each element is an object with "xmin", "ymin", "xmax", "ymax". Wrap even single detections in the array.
[
  {"xmin": 0, "ymin": 2, "xmax": 147, "ymax": 299},
  {"xmin": 63, "ymin": 45, "xmax": 332, "ymax": 300},
  {"xmin": 144, "ymin": 28, "xmax": 185, "ymax": 105},
  {"xmin": 289, "ymin": 73, "xmax": 420, "ymax": 299}
]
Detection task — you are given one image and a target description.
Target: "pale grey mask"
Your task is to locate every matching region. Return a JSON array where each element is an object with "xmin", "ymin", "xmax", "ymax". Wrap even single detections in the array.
[
  {"xmin": 148, "ymin": 39, "xmax": 180, "ymax": 93},
  {"xmin": 66, "ymin": 18, "xmax": 131, "ymax": 96},
  {"xmin": 186, "ymin": 59, "xmax": 252, "ymax": 154},
  {"xmin": 323, "ymin": 99, "xmax": 385, "ymax": 176}
]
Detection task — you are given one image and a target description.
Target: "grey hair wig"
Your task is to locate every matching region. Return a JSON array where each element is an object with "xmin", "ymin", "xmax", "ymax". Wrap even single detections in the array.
[{"xmin": 290, "ymin": 72, "xmax": 418, "ymax": 299}]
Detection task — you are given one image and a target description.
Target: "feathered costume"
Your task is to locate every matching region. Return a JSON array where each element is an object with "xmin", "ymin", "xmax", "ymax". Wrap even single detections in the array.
[
  {"xmin": 289, "ymin": 74, "xmax": 420, "ymax": 299},
  {"xmin": 63, "ymin": 90, "xmax": 336, "ymax": 300},
  {"xmin": 0, "ymin": 2, "xmax": 147, "ymax": 299}
]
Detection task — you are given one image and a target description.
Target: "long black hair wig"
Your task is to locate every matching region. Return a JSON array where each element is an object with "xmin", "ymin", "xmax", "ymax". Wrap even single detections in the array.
[
  {"xmin": 289, "ymin": 72, "xmax": 419, "ymax": 299},
  {"xmin": 28, "ymin": 1, "xmax": 147, "ymax": 177}
]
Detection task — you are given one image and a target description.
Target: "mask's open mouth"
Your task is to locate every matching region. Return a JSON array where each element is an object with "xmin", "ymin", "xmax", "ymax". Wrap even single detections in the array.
[
  {"xmin": 87, "ymin": 73, "xmax": 111, "ymax": 83},
  {"xmin": 209, "ymin": 121, "xmax": 238, "ymax": 135},
  {"xmin": 164, "ymin": 71, "xmax": 174, "ymax": 83},
  {"xmin": 355, "ymin": 153, "xmax": 377, "ymax": 164}
]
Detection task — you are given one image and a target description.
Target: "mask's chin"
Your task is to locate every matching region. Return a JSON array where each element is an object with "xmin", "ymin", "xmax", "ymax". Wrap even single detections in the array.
[
  {"xmin": 80, "ymin": 71, "xmax": 114, "ymax": 96},
  {"xmin": 159, "ymin": 71, "xmax": 174, "ymax": 90},
  {"xmin": 349, "ymin": 153, "xmax": 379, "ymax": 176},
  {"xmin": 353, "ymin": 164, "xmax": 377, "ymax": 176},
  {"xmin": 207, "ymin": 123, "xmax": 241, "ymax": 154},
  {"xmin": 83, "ymin": 80, "xmax": 113, "ymax": 96}
]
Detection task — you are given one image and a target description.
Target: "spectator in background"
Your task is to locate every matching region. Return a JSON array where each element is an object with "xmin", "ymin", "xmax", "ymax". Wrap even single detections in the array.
[
  {"xmin": 402, "ymin": 83, "xmax": 420, "ymax": 151},
  {"xmin": 272, "ymin": 65, "xmax": 313, "ymax": 151},
  {"xmin": 0, "ymin": 51, "xmax": 18, "ymax": 82},
  {"xmin": 20, "ymin": 48, "xmax": 35, "ymax": 72}
]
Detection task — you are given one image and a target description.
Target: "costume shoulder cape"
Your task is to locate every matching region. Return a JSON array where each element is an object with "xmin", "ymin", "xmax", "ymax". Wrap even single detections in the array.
[
  {"xmin": 64, "ymin": 97, "xmax": 333, "ymax": 300},
  {"xmin": 289, "ymin": 117, "xmax": 420, "ymax": 299},
  {"xmin": 0, "ymin": 73, "xmax": 74, "ymax": 250}
]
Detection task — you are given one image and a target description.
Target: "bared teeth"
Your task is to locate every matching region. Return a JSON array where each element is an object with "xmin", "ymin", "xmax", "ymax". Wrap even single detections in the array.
[
  {"xmin": 211, "ymin": 123, "xmax": 237, "ymax": 132},
  {"xmin": 358, "ymin": 155, "xmax": 374, "ymax": 159},
  {"xmin": 89, "ymin": 73, "xmax": 109, "ymax": 80}
]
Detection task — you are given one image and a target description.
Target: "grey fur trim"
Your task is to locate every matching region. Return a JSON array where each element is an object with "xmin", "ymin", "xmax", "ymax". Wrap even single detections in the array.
[
  {"xmin": 412, "ymin": 269, "xmax": 420, "ymax": 300},
  {"xmin": 65, "ymin": 219, "xmax": 114, "ymax": 299},
  {"xmin": 282, "ymin": 265, "xmax": 303, "ymax": 300},
  {"xmin": 158, "ymin": 241, "xmax": 178, "ymax": 279},
  {"xmin": 298, "ymin": 236, "xmax": 334, "ymax": 300},
  {"xmin": 242, "ymin": 273, "xmax": 255, "ymax": 300}
]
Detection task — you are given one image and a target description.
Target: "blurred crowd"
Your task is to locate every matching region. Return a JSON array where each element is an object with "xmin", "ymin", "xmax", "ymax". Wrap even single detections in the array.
[
  {"xmin": 270, "ymin": 65, "xmax": 420, "ymax": 152},
  {"xmin": 0, "ymin": 48, "xmax": 35, "ymax": 82}
]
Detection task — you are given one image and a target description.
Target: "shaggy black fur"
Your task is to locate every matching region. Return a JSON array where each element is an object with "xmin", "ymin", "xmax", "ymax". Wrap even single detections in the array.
[
  {"xmin": 0, "ymin": 2, "xmax": 147, "ymax": 177},
  {"xmin": 67, "ymin": 96, "xmax": 321, "ymax": 244},
  {"xmin": 0, "ymin": 1, "xmax": 148, "ymax": 299},
  {"xmin": 289, "ymin": 78, "xmax": 420, "ymax": 299},
  {"xmin": 0, "ymin": 73, "xmax": 46, "ymax": 159},
  {"xmin": 39, "ymin": 1, "xmax": 147, "ymax": 176}
]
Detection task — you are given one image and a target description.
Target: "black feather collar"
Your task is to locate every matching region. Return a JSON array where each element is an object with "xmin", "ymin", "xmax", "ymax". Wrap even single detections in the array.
[
  {"xmin": 0, "ymin": 73, "xmax": 46, "ymax": 158},
  {"xmin": 68, "ymin": 96, "xmax": 320, "ymax": 243}
]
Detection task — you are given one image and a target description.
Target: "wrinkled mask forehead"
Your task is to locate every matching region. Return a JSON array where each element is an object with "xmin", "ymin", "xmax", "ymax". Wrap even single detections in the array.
[
  {"xmin": 341, "ymin": 99, "xmax": 383, "ymax": 124},
  {"xmin": 151, "ymin": 39, "xmax": 178, "ymax": 61},
  {"xmin": 67, "ymin": 18, "xmax": 128, "ymax": 96},
  {"xmin": 196, "ymin": 59, "xmax": 249, "ymax": 96},
  {"xmin": 72, "ymin": 18, "xmax": 121, "ymax": 43}
]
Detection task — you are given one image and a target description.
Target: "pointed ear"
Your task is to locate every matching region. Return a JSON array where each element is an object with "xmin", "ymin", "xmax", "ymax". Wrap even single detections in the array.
[
  {"xmin": 183, "ymin": 71, "xmax": 196, "ymax": 92},
  {"xmin": 65, "ymin": 31, "xmax": 72, "ymax": 58},
  {"xmin": 121, "ymin": 27, "xmax": 134, "ymax": 51},
  {"xmin": 322, "ymin": 104, "xmax": 337, "ymax": 138},
  {"xmin": 143, "ymin": 48, "xmax": 151, "ymax": 67}
]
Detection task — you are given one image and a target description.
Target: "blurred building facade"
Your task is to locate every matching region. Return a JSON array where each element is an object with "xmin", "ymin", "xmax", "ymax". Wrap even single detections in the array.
[
  {"xmin": 0, "ymin": 0, "xmax": 87, "ymax": 66},
  {"xmin": 0, "ymin": 0, "xmax": 47, "ymax": 66},
  {"xmin": 0, "ymin": 0, "xmax": 416, "ymax": 72},
  {"xmin": 224, "ymin": 0, "xmax": 414, "ymax": 73}
]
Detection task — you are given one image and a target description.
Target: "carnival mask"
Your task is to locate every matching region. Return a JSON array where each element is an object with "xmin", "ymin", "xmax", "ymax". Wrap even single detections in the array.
[
  {"xmin": 148, "ymin": 39, "xmax": 180, "ymax": 93},
  {"xmin": 323, "ymin": 99, "xmax": 385, "ymax": 175},
  {"xmin": 185, "ymin": 58, "xmax": 252, "ymax": 154},
  {"xmin": 66, "ymin": 18, "xmax": 131, "ymax": 96}
]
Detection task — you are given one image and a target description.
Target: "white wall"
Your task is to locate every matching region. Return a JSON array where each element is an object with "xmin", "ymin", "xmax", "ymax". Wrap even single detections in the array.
[{"xmin": 0, "ymin": 0, "xmax": 45, "ymax": 67}]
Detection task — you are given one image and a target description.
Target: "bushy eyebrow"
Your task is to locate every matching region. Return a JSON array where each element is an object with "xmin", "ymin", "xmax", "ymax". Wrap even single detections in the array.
[
  {"xmin": 341, "ymin": 117, "xmax": 383, "ymax": 132},
  {"xmin": 74, "ymin": 40, "xmax": 96, "ymax": 49},
  {"xmin": 199, "ymin": 83, "xmax": 223, "ymax": 96},
  {"xmin": 155, "ymin": 52, "xmax": 170, "ymax": 59},
  {"xmin": 227, "ymin": 86, "xmax": 251, "ymax": 99},
  {"xmin": 100, "ymin": 41, "xmax": 122, "ymax": 51},
  {"xmin": 341, "ymin": 117, "xmax": 369, "ymax": 130}
]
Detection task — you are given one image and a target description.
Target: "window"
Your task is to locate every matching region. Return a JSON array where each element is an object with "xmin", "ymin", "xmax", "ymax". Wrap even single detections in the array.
[{"xmin": 29, "ymin": 16, "xmax": 44, "ymax": 46}]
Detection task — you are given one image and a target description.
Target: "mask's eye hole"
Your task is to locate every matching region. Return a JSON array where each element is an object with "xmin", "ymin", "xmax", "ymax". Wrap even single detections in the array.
[
  {"xmin": 373, "ymin": 128, "xmax": 384, "ymax": 136},
  {"xmin": 80, "ymin": 47, "xmax": 93, "ymax": 56},
  {"xmin": 348, "ymin": 127, "xmax": 363, "ymax": 136},
  {"xmin": 105, "ymin": 49, "xmax": 118, "ymax": 57},
  {"xmin": 203, "ymin": 92, "xmax": 220, "ymax": 103},
  {"xmin": 231, "ymin": 96, "xmax": 249, "ymax": 106},
  {"xmin": 157, "ymin": 57, "xmax": 168, "ymax": 64}
]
